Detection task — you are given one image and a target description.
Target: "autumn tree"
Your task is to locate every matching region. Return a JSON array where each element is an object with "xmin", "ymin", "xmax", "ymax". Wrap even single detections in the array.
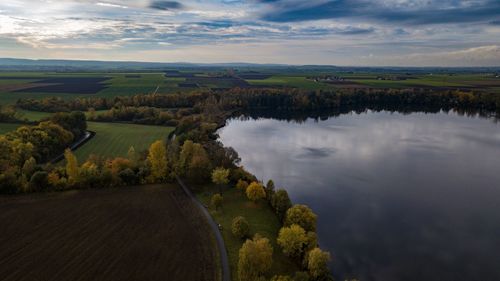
[
  {"xmin": 285, "ymin": 205, "xmax": 317, "ymax": 232},
  {"xmin": 65, "ymin": 149, "xmax": 78, "ymax": 184},
  {"xmin": 236, "ymin": 179, "xmax": 249, "ymax": 192},
  {"xmin": 211, "ymin": 193, "xmax": 223, "ymax": 211},
  {"xmin": 306, "ymin": 248, "xmax": 331, "ymax": 280},
  {"xmin": 147, "ymin": 140, "xmax": 168, "ymax": 182},
  {"xmin": 277, "ymin": 224, "xmax": 309, "ymax": 259},
  {"xmin": 272, "ymin": 189, "xmax": 292, "ymax": 221},
  {"xmin": 179, "ymin": 140, "xmax": 211, "ymax": 181},
  {"xmin": 232, "ymin": 216, "xmax": 250, "ymax": 239},
  {"xmin": 271, "ymin": 275, "xmax": 293, "ymax": 281},
  {"xmin": 212, "ymin": 167, "xmax": 230, "ymax": 193},
  {"xmin": 238, "ymin": 234, "xmax": 273, "ymax": 281},
  {"xmin": 246, "ymin": 182, "xmax": 266, "ymax": 203},
  {"xmin": 127, "ymin": 146, "xmax": 138, "ymax": 165}
]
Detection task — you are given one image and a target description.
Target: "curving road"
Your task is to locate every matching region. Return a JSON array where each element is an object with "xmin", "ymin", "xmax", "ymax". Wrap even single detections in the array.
[{"xmin": 176, "ymin": 176, "xmax": 231, "ymax": 281}]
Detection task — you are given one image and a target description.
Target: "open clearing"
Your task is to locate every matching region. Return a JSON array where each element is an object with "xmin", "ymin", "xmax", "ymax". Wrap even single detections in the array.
[
  {"xmin": 75, "ymin": 122, "xmax": 174, "ymax": 161},
  {"xmin": 0, "ymin": 184, "xmax": 218, "ymax": 281}
]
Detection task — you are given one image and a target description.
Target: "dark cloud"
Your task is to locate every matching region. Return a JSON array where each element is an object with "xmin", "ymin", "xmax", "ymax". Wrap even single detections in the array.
[
  {"xmin": 259, "ymin": 0, "xmax": 500, "ymax": 25},
  {"xmin": 149, "ymin": 1, "xmax": 184, "ymax": 11}
]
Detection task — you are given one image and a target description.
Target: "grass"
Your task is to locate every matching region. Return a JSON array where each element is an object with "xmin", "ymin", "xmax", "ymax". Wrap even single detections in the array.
[
  {"xmin": 198, "ymin": 185, "xmax": 299, "ymax": 279},
  {"xmin": 74, "ymin": 122, "xmax": 174, "ymax": 162},
  {"xmin": 15, "ymin": 109, "xmax": 53, "ymax": 121},
  {"xmin": 246, "ymin": 75, "xmax": 334, "ymax": 90},
  {"xmin": 0, "ymin": 123, "xmax": 22, "ymax": 134}
]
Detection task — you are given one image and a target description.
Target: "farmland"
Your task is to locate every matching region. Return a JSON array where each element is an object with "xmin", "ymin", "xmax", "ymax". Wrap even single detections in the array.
[
  {"xmin": 1, "ymin": 70, "xmax": 499, "ymax": 106},
  {"xmin": 0, "ymin": 184, "xmax": 218, "ymax": 281},
  {"xmin": 74, "ymin": 122, "xmax": 174, "ymax": 161}
]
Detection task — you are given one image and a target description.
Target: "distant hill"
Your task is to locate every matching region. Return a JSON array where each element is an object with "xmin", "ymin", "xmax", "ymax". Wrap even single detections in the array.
[{"xmin": 0, "ymin": 58, "xmax": 498, "ymax": 73}]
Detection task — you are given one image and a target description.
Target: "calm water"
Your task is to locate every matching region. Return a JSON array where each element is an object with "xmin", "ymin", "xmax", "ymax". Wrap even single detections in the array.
[{"xmin": 218, "ymin": 110, "xmax": 500, "ymax": 281}]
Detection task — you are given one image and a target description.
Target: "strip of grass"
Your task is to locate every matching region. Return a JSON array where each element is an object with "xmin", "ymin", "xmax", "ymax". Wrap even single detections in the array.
[
  {"xmin": 74, "ymin": 122, "xmax": 174, "ymax": 162},
  {"xmin": 15, "ymin": 109, "xmax": 53, "ymax": 121},
  {"xmin": 198, "ymin": 186, "xmax": 298, "ymax": 279},
  {"xmin": 246, "ymin": 75, "xmax": 334, "ymax": 90},
  {"xmin": 0, "ymin": 123, "xmax": 22, "ymax": 134}
]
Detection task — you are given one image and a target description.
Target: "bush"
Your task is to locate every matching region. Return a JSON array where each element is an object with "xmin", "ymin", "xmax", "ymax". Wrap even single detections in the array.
[
  {"xmin": 211, "ymin": 193, "xmax": 223, "ymax": 210},
  {"xmin": 231, "ymin": 216, "xmax": 250, "ymax": 239},
  {"xmin": 119, "ymin": 168, "xmax": 138, "ymax": 185},
  {"xmin": 29, "ymin": 171, "xmax": 49, "ymax": 191}
]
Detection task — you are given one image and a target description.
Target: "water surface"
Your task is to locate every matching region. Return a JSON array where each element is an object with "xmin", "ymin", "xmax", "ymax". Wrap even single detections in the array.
[{"xmin": 219, "ymin": 110, "xmax": 500, "ymax": 281}]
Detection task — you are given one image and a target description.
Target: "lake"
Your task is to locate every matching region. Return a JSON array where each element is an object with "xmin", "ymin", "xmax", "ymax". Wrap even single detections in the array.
[{"xmin": 218, "ymin": 110, "xmax": 500, "ymax": 281}]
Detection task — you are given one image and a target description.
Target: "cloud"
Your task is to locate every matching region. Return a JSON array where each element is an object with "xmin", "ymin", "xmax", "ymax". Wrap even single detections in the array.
[
  {"xmin": 258, "ymin": 0, "xmax": 500, "ymax": 25},
  {"xmin": 149, "ymin": 1, "xmax": 184, "ymax": 11}
]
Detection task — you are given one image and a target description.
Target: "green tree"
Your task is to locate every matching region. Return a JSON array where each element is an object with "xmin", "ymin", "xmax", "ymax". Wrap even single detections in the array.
[
  {"xmin": 29, "ymin": 171, "xmax": 49, "ymax": 191},
  {"xmin": 285, "ymin": 205, "xmax": 317, "ymax": 232},
  {"xmin": 211, "ymin": 193, "xmax": 223, "ymax": 211},
  {"xmin": 306, "ymin": 248, "xmax": 331, "ymax": 280},
  {"xmin": 147, "ymin": 140, "xmax": 168, "ymax": 182},
  {"xmin": 272, "ymin": 189, "xmax": 292, "ymax": 221},
  {"xmin": 64, "ymin": 149, "xmax": 78, "ymax": 184},
  {"xmin": 246, "ymin": 182, "xmax": 266, "ymax": 203},
  {"xmin": 265, "ymin": 179, "xmax": 276, "ymax": 201},
  {"xmin": 232, "ymin": 216, "xmax": 250, "ymax": 239},
  {"xmin": 238, "ymin": 234, "xmax": 273, "ymax": 281},
  {"xmin": 277, "ymin": 224, "xmax": 308, "ymax": 259}
]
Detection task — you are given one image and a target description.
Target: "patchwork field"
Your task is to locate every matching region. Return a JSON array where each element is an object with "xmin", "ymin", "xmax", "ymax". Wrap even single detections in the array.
[
  {"xmin": 75, "ymin": 122, "xmax": 174, "ymax": 161},
  {"xmin": 0, "ymin": 184, "xmax": 218, "ymax": 281},
  {"xmin": 1, "ymin": 71, "xmax": 498, "ymax": 105}
]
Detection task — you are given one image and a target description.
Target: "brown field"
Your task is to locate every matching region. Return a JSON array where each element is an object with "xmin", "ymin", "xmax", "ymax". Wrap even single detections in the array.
[{"xmin": 0, "ymin": 184, "xmax": 218, "ymax": 281}]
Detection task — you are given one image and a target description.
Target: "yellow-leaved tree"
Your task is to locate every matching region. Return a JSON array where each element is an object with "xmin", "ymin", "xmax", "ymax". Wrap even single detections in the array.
[
  {"xmin": 64, "ymin": 149, "xmax": 78, "ymax": 184},
  {"xmin": 147, "ymin": 140, "xmax": 168, "ymax": 182},
  {"xmin": 238, "ymin": 234, "xmax": 273, "ymax": 281},
  {"xmin": 246, "ymin": 182, "xmax": 266, "ymax": 203}
]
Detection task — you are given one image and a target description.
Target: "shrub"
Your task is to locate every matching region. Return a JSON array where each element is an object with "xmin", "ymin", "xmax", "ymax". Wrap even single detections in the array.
[
  {"xmin": 231, "ymin": 216, "xmax": 250, "ymax": 239},
  {"xmin": 211, "ymin": 193, "xmax": 223, "ymax": 210}
]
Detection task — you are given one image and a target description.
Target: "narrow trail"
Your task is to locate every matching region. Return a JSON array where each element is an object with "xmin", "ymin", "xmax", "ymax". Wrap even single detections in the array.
[{"xmin": 176, "ymin": 176, "xmax": 231, "ymax": 281}]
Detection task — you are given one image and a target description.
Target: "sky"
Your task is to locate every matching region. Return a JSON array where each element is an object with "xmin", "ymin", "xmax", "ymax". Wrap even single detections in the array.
[{"xmin": 0, "ymin": 0, "xmax": 499, "ymax": 66}]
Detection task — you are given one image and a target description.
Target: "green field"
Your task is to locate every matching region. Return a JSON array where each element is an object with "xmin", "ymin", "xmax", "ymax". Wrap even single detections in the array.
[
  {"xmin": 14, "ymin": 109, "xmax": 53, "ymax": 121},
  {"xmin": 0, "ymin": 123, "xmax": 21, "ymax": 134},
  {"xmin": 74, "ymin": 122, "xmax": 174, "ymax": 162},
  {"xmin": 198, "ymin": 186, "xmax": 298, "ymax": 279},
  {"xmin": 246, "ymin": 75, "xmax": 334, "ymax": 90},
  {"xmin": 0, "ymin": 72, "xmax": 176, "ymax": 105}
]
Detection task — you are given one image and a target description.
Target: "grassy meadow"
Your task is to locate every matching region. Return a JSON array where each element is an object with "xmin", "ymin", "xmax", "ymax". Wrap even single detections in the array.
[
  {"xmin": 74, "ymin": 122, "xmax": 174, "ymax": 162},
  {"xmin": 197, "ymin": 186, "xmax": 299, "ymax": 279}
]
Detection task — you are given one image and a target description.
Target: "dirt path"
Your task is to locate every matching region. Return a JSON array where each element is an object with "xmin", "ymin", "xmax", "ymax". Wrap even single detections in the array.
[{"xmin": 176, "ymin": 176, "xmax": 231, "ymax": 281}]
